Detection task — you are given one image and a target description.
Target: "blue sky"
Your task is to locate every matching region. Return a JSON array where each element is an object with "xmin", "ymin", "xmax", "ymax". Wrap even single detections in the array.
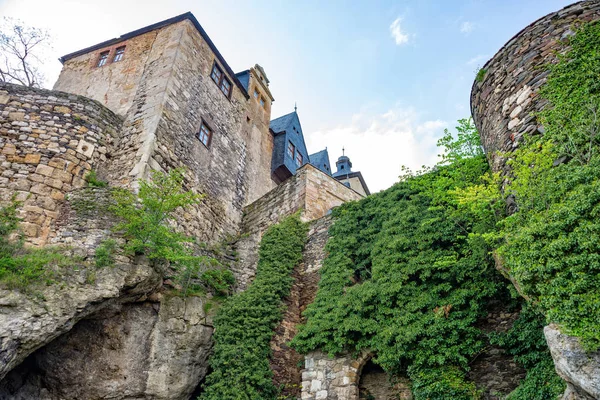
[{"xmin": 0, "ymin": 0, "xmax": 572, "ymax": 192}]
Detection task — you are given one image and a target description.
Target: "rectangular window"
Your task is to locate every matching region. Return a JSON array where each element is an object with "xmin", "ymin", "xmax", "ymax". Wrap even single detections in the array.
[
  {"xmin": 260, "ymin": 97, "xmax": 266, "ymax": 107},
  {"xmin": 97, "ymin": 51, "xmax": 109, "ymax": 67},
  {"xmin": 198, "ymin": 121, "xmax": 212, "ymax": 148},
  {"xmin": 112, "ymin": 46, "xmax": 125, "ymax": 62},
  {"xmin": 254, "ymin": 88, "xmax": 259, "ymax": 99},
  {"xmin": 287, "ymin": 141, "xmax": 295, "ymax": 159},
  {"xmin": 210, "ymin": 62, "xmax": 232, "ymax": 98},
  {"xmin": 296, "ymin": 152, "xmax": 303, "ymax": 167}
]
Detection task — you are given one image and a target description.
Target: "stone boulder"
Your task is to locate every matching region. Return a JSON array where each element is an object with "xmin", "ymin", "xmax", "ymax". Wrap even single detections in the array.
[
  {"xmin": 0, "ymin": 258, "xmax": 161, "ymax": 381},
  {"xmin": 544, "ymin": 324, "xmax": 600, "ymax": 400}
]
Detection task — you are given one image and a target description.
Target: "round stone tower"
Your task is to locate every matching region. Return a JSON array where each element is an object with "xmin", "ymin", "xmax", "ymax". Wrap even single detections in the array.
[{"xmin": 470, "ymin": 1, "xmax": 600, "ymax": 174}]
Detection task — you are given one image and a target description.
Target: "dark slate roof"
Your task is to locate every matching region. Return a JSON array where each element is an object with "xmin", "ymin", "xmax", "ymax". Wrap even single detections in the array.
[
  {"xmin": 269, "ymin": 111, "xmax": 297, "ymax": 134},
  {"xmin": 235, "ymin": 70, "xmax": 250, "ymax": 92},
  {"xmin": 309, "ymin": 149, "xmax": 332, "ymax": 176},
  {"xmin": 58, "ymin": 12, "xmax": 249, "ymax": 99}
]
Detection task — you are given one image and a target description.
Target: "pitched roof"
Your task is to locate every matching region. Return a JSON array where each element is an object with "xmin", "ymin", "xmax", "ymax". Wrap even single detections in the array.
[
  {"xmin": 309, "ymin": 149, "xmax": 332, "ymax": 176},
  {"xmin": 58, "ymin": 12, "xmax": 249, "ymax": 99},
  {"xmin": 269, "ymin": 111, "xmax": 298, "ymax": 134}
]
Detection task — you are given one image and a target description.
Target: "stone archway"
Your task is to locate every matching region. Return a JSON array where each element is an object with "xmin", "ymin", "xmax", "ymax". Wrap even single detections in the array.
[
  {"xmin": 358, "ymin": 359, "xmax": 412, "ymax": 400},
  {"xmin": 301, "ymin": 351, "xmax": 412, "ymax": 400}
]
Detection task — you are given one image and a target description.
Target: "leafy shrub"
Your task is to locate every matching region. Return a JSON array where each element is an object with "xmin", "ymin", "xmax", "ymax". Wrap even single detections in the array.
[
  {"xmin": 201, "ymin": 268, "xmax": 235, "ymax": 296},
  {"xmin": 95, "ymin": 239, "xmax": 117, "ymax": 267},
  {"xmin": 199, "ymin": 215, "xmax": 307, "ymax": 400},
  {"xmin": 409, "ymin": 366, "xmax": 481, "ymax": 400}
]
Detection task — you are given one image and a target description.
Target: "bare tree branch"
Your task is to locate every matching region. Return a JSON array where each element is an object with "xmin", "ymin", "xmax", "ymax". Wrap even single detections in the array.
[{"xmin": 0, "ymin": 17, "xmax": 50, "ymax": 87}]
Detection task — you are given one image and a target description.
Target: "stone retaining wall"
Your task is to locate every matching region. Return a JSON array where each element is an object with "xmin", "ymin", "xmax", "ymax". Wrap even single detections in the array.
[
  {"xmin": 0, "ymin": 83, "xmax": 122, "ymax": 245},
  {"xmin": 234, "ymin": 164, "xmax": 362, "ymax": 290},
  {"xmin": 470, "ymin": 0, "xmax": 600, "ymax": 173}
]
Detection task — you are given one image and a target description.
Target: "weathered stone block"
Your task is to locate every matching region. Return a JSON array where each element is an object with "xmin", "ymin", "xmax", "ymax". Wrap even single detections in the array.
[{"xmin": 35, "ymin": 164, "xmax": 55, "ymax": 177}]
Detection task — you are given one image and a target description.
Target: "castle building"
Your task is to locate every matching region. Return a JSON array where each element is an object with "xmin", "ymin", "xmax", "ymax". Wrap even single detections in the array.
[{"xmin": 11, "ymin": 11, "xmax": 369, "ymax": 244}]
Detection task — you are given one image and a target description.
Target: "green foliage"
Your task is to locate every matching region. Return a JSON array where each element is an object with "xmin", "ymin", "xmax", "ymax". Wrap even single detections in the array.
[
  {"xmin": 489, "ymin": 304, "xmax": 564, "ymax": 399},
  {"xmin": 539, "ymin": 21, "xmax": 600, "ymax": 165},
  {"xmin": 85, "ymin": 170, "xmax": 108, "ymax": 188},
  {"xmin": 409, "ymin": 366, "xmax": 481, "ymax": 400},
  {"xmin": 0, "ymin": 199, "xmax": 73, "ymax": 290},
  {"xmin": 437, "ymin": 118, "xmax": 484, "ymax": 166},
  {"xmin": 200, "ymin": 269, "xmax": 235, "ymax": 296},
  {"xmin": 488, "ymin": 21, "xmax": 600, "ymax": 350},
  {"xmin": 200, "ymin": 215, "xmax": 307, "ymax": 400},
  {"xmin": 110, "ymin": 168, "xmax": 229, "ymax": 298},
  {"xmin": 291, "ymin": 124, "xmax": 507, "ymax": 399},
  {"xmin": 475, "ymin": 68, "xmax": 487, "ymax": 83},
  {"xmin": 110, "ymin": 169, "xmax": 201, "ymax": 261},
  {"xmin": 95, "ymin": 239, "xmax": 117, "ymax": 268}
]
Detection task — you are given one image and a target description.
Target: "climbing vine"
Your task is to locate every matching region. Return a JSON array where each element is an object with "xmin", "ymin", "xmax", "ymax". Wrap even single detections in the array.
[{"xmin": 199, "ymin": 214, "xmax": 307, "ymax": 400}]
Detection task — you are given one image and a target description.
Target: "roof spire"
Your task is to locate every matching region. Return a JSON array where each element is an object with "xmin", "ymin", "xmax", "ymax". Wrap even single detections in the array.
[
  {"xmin": 294, "ymin": 102, "xmax": 297, "ymax": 112},
  {"xmin": 342, "ymin": 146, "xmax": 345, "ymax": 156}
]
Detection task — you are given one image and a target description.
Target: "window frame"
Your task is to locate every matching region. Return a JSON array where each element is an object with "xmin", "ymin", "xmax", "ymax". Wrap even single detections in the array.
[
  {"xmin": 112, "ymin": 46, "xmax": 126, "ymax": 63},
  {"xmin": 287, "ymin": 141, "xmax": 295, "ymax": 159},
  {"xmin": 210, "ymin": 62, "xmax": 233, "ymax": 99},
  {"xmin": 197, "ymin": 120, "xmax": 213, "ymax": 148},
  {"xmin": 96, "ymin": 51, "xmax": 110, "ymax": 67},
  {"xmin": 296, "ymin": 151, "xmax": 303, "ymax": 167}
]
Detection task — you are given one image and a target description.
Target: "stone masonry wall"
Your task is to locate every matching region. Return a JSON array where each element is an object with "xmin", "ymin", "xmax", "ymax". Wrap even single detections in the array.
[
  {"xmin": 148, "ymin": 19, "xmax": 251, "ymax": 242},
  {"xmin": 470, "ymin": 0, "xmax": 600, "ymax": 174},
  {"xmin": 270, "ymin": 216, "xmax": 331, "ymax": 399},
  {"xmin": 0, "ymin": 83, "xmax": 122, "ymax": 245},
  {"xmin": 54, "ymin": 29, "xmax": 160, "ymax": 117},
  {"xmin": 234, "ymin": 164, "xmax": 362, "ymax": 290}
]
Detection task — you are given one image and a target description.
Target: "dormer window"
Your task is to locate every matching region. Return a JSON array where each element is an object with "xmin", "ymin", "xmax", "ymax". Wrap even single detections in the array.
[
  {"xmin": 113, "ymin": 46, "xmax": 125, "ymax": 62},
  {"xmin": 198, "ymin": 120, "xmax": 212, "ymax": 148},
  {"xmin": 97, "ymin": 51, "xmax": 109, "ymax": 67},
  {"xmin": 210, "ymin": 62, "xmax": 232, "ymax": 98},
  {"xmin": 287, "ymin": 141, "xmax": 295, "ymax": 158},
  {"xmin": 296, "ymin": 152, "xmax": 303, "ymax": 167}
]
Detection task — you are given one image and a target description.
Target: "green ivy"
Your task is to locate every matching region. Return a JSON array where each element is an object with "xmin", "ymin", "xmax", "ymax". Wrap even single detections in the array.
[
  {"xmin": 199, "ymin": 214, "xmax": 307, "ymax": 400},
  {"xmin": 0, "ymin": 199, "xmax": 75, "ymax": 290}
]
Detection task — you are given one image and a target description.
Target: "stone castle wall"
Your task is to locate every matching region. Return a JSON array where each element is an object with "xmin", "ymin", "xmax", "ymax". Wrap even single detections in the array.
[
  {"xmin": 0, "ymin": 83, "xmax": 122, "ymax": 245},
  {"xmin": 55, "ymin": 19, "xmax": 277, "ymax": 242},
  {"xmin": 234, "ymin": 164, "xmax": 362, "ymax": 290},
  {"xmin": 470, "ymin": 0, "xmax": 600, "ymax": 173}
]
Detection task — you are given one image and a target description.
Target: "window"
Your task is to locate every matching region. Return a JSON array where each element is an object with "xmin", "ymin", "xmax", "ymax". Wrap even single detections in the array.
[
  {"xmin": 260, "ymin": 97, "xmax": 266, "ymax": 107},
  {"xmin": 296, "ymin": 152, "xmax": 303, "ymax": 167},
  {"xmin": 97, "ymin": 51, "xmax": 109, "ymax": 67},
  {"xmin": 198, "ymin": 121, "xmax": 212, "ymax": 147},
  {"xmin": 253, "ymin": 88, "xmax": 259, "ymax": 99},
  {"xmin": 113, "ymin": 46, "xmax": 125, "ymax": 62},
  {"xmin": 220, "ymin": 78, "xmax": 231, "ymax": 98},
  {"xmin": 287, "ymin": 141, "xmax": 295, "ymax": 158},
  {"xmin": 210, "ymin": 62, "xmax": 232, "ymax": 98}
]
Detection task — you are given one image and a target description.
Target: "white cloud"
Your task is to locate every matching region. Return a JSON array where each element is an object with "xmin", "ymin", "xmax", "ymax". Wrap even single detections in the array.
[
  {"xmin": 305, "ymin": 106, "xmax": 447, "ymax": 193},
  {"xmin": 460, "ymin": 21, "xmax": 475, "ymax": 35},
  {"xmin": 389, "ymin": 17, "xmax": 410, "ymax": 45},
  {"xmin": 466, "ymin": 54, "xmax": 489, "ymax": 66}
]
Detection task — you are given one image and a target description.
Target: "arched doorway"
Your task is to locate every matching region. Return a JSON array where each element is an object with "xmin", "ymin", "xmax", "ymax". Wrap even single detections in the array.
[{"xmin": 358, "ymin": 359, "xmax": 412, "ymax": 400}]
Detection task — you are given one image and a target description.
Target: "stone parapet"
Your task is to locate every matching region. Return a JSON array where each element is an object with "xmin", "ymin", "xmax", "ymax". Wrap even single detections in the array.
[
  {"xmin": 0, "ymin": 83, "xmax": 122, "ymax": 245},
  {"xmin": 470, "ymin": 1, "xmax": 600, "ymax": 174}
]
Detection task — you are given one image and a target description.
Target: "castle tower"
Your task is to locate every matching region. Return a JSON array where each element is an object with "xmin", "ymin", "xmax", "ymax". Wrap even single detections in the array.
[{"xmin": 333, "ymin": 151, "xmax": 370, "ymax": 196}]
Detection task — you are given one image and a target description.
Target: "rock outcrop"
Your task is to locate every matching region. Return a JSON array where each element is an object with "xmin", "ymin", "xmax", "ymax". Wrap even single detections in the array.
[
  {"xmin": 545, "ymin": 324, "xmax": 600, "ymax": 400},
  {"xmin": 0, "ymin": 295, "xmax": 213, "ymax": 400},
  {"xmin": 0, "ymin": 259, "xmax": 161, "ymax": 382}
]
